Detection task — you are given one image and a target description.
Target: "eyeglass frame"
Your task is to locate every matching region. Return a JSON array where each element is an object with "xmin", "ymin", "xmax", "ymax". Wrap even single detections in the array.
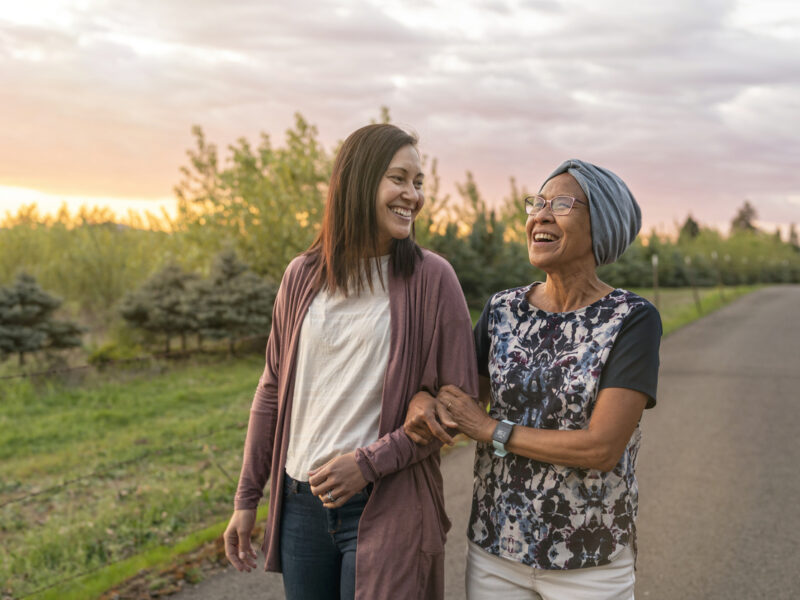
[{"xmin": 524, "ymin": 195, "xmax": 587, "ymax": 216}]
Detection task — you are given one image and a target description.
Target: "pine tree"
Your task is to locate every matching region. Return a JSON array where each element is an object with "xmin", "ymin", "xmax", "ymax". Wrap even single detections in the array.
[
  {"xmin": 120, "ymin": 263, "xmax": 198, "ymax": 353},
  {"xmin": 191, "ymin": 249, "xmax": 277, "ymax": 353},
  {"xmin": 679, "ymin": 215, "xmax": 701, "ymax": 240},
  {"xmin": 731, "ymin": 201, "xmax": 758, "ymax": 233},
  {"xmin": 0, "ymin": 273, "xmax": 84, "ymax": 366}
]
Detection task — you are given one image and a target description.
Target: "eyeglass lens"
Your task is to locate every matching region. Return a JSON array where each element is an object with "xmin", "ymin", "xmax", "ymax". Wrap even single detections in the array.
[{"xmin": 526, "ymin": 196, "xmax": 575, "ymax": 215}]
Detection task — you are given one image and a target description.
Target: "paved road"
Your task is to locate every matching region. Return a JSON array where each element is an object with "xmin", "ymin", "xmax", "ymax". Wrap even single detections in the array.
[
  {"xmin": 174, "ymin": 285, "xmax": 800, "ymax": 599},
  {"xmin": 635, "ymin": 285, "xmax": 800, "ymax": 599}
]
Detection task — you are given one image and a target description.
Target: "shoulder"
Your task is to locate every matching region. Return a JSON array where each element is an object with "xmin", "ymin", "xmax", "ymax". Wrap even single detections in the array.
[
  {"xmin": 281, "ymin": 253, "xmax": 315, "ymax": 284},
  {"xmin": 410, "ymin": 249, "xmax": 462, "ymax": 292},
  {"xmin": 485, "ymin": 284, "xmax": 531, "ymax": 314},
  {"xmin": 416, "ymin": 248, "xmax": 458, "ymax": 278},
  {"xmin": 615, "ymin": 290, "xmax": 662, "ymax": 335}
]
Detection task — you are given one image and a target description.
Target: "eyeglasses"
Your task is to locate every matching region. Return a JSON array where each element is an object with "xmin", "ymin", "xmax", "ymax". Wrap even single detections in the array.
[{"xmin": 524, "ymin": 195, "xmax": 586, "ymax": 216}]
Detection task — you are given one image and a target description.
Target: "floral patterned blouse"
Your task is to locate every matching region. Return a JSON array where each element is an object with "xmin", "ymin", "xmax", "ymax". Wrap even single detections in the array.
[{"xmin": 468, "ymin": 283, "xmax": 661, "ymax": 570}]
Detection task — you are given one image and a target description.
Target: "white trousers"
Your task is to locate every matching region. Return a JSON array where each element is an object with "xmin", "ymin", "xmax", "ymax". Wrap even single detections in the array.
[{"xmin": 466, "ymin": 541, "xmax": 635, "ymax": 600}]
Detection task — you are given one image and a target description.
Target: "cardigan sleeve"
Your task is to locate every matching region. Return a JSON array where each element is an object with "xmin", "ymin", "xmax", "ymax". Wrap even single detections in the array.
[
  {"xmin": 353, "ymin": 257, "xmax": 479, "ymax": 482},
  {"xmin": 233, "ymin": 263, "xmax": 292, "ymax": 510}
]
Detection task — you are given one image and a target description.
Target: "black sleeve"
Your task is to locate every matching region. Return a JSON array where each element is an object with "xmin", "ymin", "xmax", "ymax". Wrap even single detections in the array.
[
  {"xmin": 598, "ymin": 302, "xmax": 662, "ymax": 408},
  {"xmin": 473, "ymin": 297, "xmax": 493, "ymax": 377}
]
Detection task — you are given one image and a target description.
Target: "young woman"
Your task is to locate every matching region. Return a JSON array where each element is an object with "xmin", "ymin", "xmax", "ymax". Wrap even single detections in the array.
[{"xmin": 223, "ymin": 123, "xmax": 478, "ymax": 600}]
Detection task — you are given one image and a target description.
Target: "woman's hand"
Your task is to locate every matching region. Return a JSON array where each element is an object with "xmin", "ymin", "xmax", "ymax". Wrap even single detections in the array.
[
  {"xmin": 438, "ymin": 384, "xmax": 496, "ymax": 443},
  {"xmin": 404, "ymin": 391, "xmax": 455, "ymax": 446},
  {"xmin": 223, "ymin": 509, "xmax": 258, "ymax": 572},
  {"xmin": 308, "ymin": 452, "xmax": 368, "ymax": 509}
]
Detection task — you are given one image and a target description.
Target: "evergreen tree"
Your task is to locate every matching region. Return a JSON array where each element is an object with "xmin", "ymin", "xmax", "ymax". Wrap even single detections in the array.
[
  {"xmin": 119, "ymin": 263, "xmax": 198, "ymax": 353},
  {"xmin": 0, "ymin": 273, "xmax": 84, "ymax": 366},
  {"xmin": 731, "ymin": 201, "xmax": 758, "ymax": 233},
  {"xmin": 789, "ymin": 223, "xmax": 798, "ymax": 249},
  {"xmin": 679, "ymin": 214, "xmax": 701, "ymax": 240},
  {"xmin": 191, "ymin": 250, "xmax": 277, "ymax": 353}
]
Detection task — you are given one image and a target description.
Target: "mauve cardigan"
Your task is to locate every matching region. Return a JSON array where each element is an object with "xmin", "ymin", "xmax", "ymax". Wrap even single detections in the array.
[{"xmin": 234, "ymin": 249, "xmax": 478, "ymax": 599}]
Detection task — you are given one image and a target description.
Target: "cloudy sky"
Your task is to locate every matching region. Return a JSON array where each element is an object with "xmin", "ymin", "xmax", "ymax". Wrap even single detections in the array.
[{"xmin": 1, "ymin": 0, "xmax": 799, "ymax": 234}]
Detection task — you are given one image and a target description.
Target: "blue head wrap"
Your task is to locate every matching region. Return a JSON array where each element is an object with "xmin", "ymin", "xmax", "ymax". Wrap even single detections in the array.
[{"xmin": 540, "ymin": 159, "xmax": 641, "ymax": 265}]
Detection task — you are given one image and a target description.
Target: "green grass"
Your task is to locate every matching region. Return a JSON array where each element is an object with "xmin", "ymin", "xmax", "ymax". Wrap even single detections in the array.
[
  {"xmin": 0, "ymin": 356, "xmax": 267, "ymax": 599},
  {"xmin": 27, "ymin": 503, "xmax": 270, "ymax": 600}
]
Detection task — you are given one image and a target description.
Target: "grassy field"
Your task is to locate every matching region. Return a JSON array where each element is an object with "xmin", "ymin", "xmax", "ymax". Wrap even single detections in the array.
[
  {"xmin": 0, "ymin": 356, "xmax": 266, "ymax": 599},
  {"xmin": 2, "ymin": 285, "xmax": 760, "ymax": 598}
]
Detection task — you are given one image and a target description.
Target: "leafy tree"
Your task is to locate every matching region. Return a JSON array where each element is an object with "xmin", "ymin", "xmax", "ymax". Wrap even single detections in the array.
[
  {"xmin": 119, "ymin": 263, "xmax": 199, "ymax": 353},
  {"xmin": 191, "ymin": 249, "xmax": 277, "ymax": 353},
  {"xmin": 175, "ymin": 114, "xmax": 331, "ymax": 282},
  {"xmin": 0, "ymin": 273, "xmax": 84, "ymax": 366},
  {"xmin": 731, "ymin": 201, "xmax": 758, "ymax": 233}
]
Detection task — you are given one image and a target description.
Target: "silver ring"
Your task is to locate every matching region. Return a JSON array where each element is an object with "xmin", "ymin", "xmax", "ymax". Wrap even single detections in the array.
[{"xmin": 326, "ymin": 491, "xmax": 335, "ymax": 503}]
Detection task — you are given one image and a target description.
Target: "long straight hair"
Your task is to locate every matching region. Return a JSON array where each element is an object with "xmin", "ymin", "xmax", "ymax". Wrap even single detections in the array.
[{"xmin": 307, "ymin": 124, "xmax": 423, "ymax": 295}]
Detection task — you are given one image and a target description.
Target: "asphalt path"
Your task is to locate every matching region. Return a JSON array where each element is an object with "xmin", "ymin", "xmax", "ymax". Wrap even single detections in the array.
[{"xmin": 173, "ymin": 285, "xmax": 800, "ymax": 599}]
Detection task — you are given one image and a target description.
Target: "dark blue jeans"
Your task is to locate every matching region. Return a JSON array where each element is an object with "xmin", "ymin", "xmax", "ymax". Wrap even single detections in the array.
[{"xmin": 280, "ymin": 472, "xmax": 370, "ymax": 600}]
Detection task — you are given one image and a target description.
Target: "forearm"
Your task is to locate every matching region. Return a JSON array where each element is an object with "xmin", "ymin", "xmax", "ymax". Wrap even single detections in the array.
[
  {"xmin": 233, "ymin": 386, "xmax": 278, "ymax": 509},
  {"xmin": 354, "ymin": 427, "xmax": 443, "ymax": 482},
  {"xmin": 480, "ymin": 388, "xmax": 648, "ymax": 473},
  {"xmin": 498, "ymin": 425, "xmax": 622, "ymax": 473}
]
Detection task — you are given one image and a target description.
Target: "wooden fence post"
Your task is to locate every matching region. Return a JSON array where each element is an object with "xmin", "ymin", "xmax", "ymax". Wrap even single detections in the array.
[
  {"xmin": 652, "ymin": 254, "xmax": 660, "ymax": 310},
  {"xmin": 685, "ymin": 255, "xmax": 703, "ymax": 315}
]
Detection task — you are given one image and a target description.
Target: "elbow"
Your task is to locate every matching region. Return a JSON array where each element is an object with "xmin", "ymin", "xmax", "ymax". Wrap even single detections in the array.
[{"xmin": 585, "ymin": 444, "xmax": 622, "ymax": 473}]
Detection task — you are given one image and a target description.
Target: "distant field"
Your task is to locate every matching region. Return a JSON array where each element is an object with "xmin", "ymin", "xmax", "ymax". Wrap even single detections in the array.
[
  {"xmin": 2, "ymin": 285, "xmax": 759, "ymax": 599},
  {"xmin": 0, "ymin": 356, "xmax": 265, "ymax": 599}
]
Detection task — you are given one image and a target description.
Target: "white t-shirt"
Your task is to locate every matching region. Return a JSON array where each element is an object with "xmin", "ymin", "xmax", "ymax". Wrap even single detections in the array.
[{"xmin": 284, "ymin": 256, "xmax": 391, "ymax": 481}]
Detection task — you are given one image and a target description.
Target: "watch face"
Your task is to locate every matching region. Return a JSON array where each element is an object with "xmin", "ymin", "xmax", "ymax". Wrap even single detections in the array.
[{"xmin": 493, "ymin": 421, "xmax": 513, "ymax": 444}]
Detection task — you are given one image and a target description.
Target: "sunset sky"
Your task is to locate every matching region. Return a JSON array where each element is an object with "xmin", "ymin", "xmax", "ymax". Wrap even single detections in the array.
[{"xmin": 1, "ymin": 0, "xmax": 799, "ymax": 235}]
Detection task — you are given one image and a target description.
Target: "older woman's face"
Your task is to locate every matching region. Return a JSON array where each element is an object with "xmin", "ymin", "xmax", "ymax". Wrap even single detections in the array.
[{"xmin": 526, "ymin": 173, "xmax": 593, "ymax": 271}]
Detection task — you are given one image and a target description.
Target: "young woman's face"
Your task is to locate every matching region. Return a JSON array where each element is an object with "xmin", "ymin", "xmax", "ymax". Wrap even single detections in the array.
[{"xmin": 375, "ymin": 144, "xmax": 425, "ymax": 254}]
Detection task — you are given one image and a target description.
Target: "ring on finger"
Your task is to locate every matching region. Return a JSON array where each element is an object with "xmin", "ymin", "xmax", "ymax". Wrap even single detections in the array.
[{"xmin": 326, "ymin": 490, "xmax": 335, "ymax": 503}]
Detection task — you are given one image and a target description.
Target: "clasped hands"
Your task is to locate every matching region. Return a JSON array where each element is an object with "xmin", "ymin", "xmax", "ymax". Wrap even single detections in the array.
[{"xmin": 404, "ymin": 384, "xmax": 496, "ymax": 446}]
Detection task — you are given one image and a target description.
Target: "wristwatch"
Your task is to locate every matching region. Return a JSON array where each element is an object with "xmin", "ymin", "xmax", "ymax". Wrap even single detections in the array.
[{"xmin": 491, "ymin": 420, "xmax": 515, "ymax": 457}]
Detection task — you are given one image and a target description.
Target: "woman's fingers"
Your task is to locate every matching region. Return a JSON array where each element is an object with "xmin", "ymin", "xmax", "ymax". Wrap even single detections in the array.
[
  {"xmin": 223, "ymin": 511, "xmax": 257, "ymax": 572},
  {"xmin": 434, "ymin": 400, "xmax": 459, "ymax": 429},
  {"xmin": 419, "ymin": 408, "xmax": 453, "ymax": 445},
  {"xmin": 320, "ymin": 488, "xmax": 355, "ymax": 508},
  {"xmin": 406, "ymin": 425, "xmax": 430, "ymax": 445}
]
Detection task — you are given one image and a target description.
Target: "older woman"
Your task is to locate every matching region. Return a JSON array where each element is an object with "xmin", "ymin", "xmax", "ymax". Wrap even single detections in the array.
[{"xmin": 406, "ymin": 159, "xmax": 661, "ymax": 599}]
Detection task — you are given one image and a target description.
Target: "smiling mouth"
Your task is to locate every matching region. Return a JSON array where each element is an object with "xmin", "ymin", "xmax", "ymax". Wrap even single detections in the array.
[
  {"xmin": 533, "ymin": 232, "xmax": 559, "ymax": 242},
  {"xmin": 390, "ymin": 207, "xmax": 413, "ymax": 219}
]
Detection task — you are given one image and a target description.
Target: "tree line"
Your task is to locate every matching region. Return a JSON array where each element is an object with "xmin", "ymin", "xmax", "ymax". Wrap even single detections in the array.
[{"xmin": 1, "ymin": 111, "xmax": 799, "ymax": 365}]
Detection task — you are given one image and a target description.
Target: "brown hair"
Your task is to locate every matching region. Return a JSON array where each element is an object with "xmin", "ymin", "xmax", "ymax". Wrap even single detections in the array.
[{"xmin": 307, "ymin": 123, "xmax": 423, "ymax": 295}]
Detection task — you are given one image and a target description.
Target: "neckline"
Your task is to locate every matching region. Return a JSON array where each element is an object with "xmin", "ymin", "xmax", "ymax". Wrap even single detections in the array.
[{"xmin": 519, "ymin": 282, "xmax": 620, "ymax": 316}]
